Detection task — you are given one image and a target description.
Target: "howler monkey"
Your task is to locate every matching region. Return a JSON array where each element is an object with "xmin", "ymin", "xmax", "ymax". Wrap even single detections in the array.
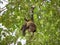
[{"xmin": 21, "ymin": 5, "xmax": 36, "ymax": 36}]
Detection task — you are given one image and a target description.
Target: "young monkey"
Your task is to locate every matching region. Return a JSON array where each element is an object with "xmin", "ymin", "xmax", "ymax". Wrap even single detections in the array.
[
  {"xmin": 21, "ymin": 5, "xmax": 36, "ymax": 37},
  {"xmin": 21, "ymin": 18, "xmax": 36, "ymax": 36}
]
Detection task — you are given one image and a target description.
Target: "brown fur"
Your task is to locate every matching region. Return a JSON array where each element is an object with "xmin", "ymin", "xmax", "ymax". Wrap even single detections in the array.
[{"xmin": 21, "ymin": 18, "xmax": 36, "ymax": 36}]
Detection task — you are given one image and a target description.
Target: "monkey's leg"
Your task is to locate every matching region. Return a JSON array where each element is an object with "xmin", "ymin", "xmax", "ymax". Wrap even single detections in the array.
[
  {"xmin": 22, "ymin": 30, "xmax": 26, "ymax": 36},
  {"xmin": 21, "ymin": 24, "xmax": 27, "ymax": 36}
]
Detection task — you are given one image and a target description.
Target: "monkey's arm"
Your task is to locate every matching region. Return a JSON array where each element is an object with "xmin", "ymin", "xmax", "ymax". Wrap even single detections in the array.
[{"xmin": 21, "ymin": 24, "xmax": 27, "ymax": 36}]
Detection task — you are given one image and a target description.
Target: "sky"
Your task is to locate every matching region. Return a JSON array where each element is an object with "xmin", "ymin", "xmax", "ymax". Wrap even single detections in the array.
[
  {"xmin": 0, "ymin": 0, "xmax": 8, "ymax": 8},
  {"xmin": 0, "ymin": 0, "xmax": 8, "ymax": 15}
]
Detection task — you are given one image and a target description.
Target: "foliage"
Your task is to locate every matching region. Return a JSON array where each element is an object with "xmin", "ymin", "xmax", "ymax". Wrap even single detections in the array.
[{"xmin": 0, "ymin": 0, "xmax": 60, "ymax": 45}]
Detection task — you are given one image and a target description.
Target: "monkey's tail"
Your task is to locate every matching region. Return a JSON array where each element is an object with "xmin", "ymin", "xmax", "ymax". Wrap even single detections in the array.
[{"xmin": 30, "ymin": 5, "xmax": 35, "ymax": 21}]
